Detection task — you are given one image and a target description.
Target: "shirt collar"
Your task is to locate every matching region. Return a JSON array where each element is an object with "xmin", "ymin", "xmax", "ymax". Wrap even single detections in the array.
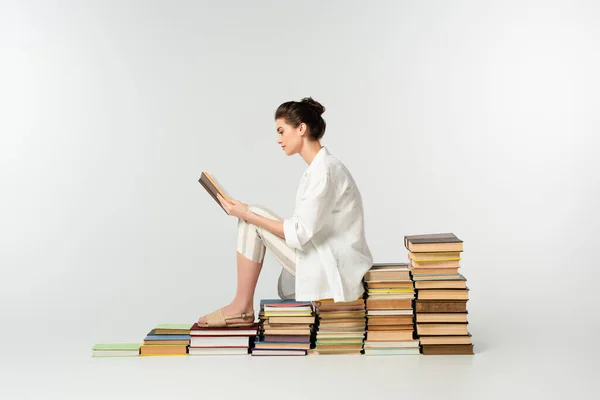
[{"xmin": 303, "ymin": 146, "xmax": 329, "ymax": 177}]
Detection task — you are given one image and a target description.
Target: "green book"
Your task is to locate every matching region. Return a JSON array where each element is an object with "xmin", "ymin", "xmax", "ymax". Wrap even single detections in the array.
[
  {"xmin": 92, "ymin": 343, "xmax": 140, "ymax": 357},
  {"xmin": 155, "ymin": 323, "xmax": 194, "ymax": 330}
]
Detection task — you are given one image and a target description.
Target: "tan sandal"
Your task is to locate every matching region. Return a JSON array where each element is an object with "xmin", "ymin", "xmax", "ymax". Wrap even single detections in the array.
[{"xmin": 197, "ymin": 309, "xmax": 255, "ymax": 328}]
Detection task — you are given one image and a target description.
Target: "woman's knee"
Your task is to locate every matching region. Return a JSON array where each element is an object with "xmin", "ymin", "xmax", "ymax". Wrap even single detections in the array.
[{"xmin": 247, "ymin": 204, "xmax": 281, "ymax": 219}]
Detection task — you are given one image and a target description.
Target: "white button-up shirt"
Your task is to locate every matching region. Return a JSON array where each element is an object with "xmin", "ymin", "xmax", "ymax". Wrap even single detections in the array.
[{"xmin": 283, "ymin": 146, "xmax": 373, "ymax": 302}]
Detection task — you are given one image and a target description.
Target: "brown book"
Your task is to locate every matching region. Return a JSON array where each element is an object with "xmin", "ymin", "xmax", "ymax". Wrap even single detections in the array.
[
  {"xmin": 263, "ymin": 335, "xmax": 311, "ymax": 342},
  {"xmin": 367, "ymin": 315, "xmax": 414, "ymax": 325},
  {"xmin": 365, "ymin": 270, "xmax": 410, "ymax": 281},
  {"xmin": 408, "ymin": 251, "xmax": 461, "ymax": 262},
  {"xmin": 404, "ymin": 233, "xmax": 463, "ymax": 253},
  {"xmin": 414, "ymin": 277, "xmax": 467, "ymax": 289},
  {"xmin": 318, "ymin": 319, "xmax": 366, "ymax": 326},
  {"xmin": 410, "ymin": 259, "xmax": 460, "ymax": 269},
  {"xmin": 268, "ymin": 316, "xmax": 315, "ymax": 324},
  {"xmin": 262, "ymin": 328, "xmax": 312, "ymax": 335},
  {"xmin": 153, "ymin": 329, "xmax": 190, "ymax": 335},
  {"xmin": 416, "ymin": 313, "xmax": 468, "ymax": 323},
  {"xmin": 365, "ymin": 281, "xmax": 413, "ymax": 289},
  {"xmin": 314, "ymin": 299, "xmax": 365, "ymax": 307},
  {"xmin": 198, "ymin": 172, "xmax": 232, "ymax": 214},
  {"xmin": 413, "ymin": 274, "xmax": 462, "ymax": 281},
  {"xmin": 415, "ymin": 300, "xmax": 468, "ymax": 313},
  {"xmin": 366, "ymin": 298, "xmax": 412, "ymax": 310},
  {"xmin": 419, "ymin": 335, "xmax": 472, "ymax": 345},
  {"xmin": 417, "ymin": 323, "xmax": 469, "ymax": 336},
  {"xmin": 316, "ymin": 336, "xmax": 364, "ymax": 342},
  {"xmin": 417, "ymin": 288, "xmax": 469, "ymax": 300},
  {"xmin": 366, "ymin": 325, "xmax": 413, "ymax": 331},
  {"xmin": 262, "ymin": 323, "xmax": 309, "ymax": 330},
  {"xmin": 366, "ymin": 330, "xmax": 414, "ymax": 341},
  {"xmin": 411, "ymin": 267, "xmax": 460, "ymax": 275},
  {"xmin": 421, "ymin": 344, "xmax": 474, "ymax": 355},
  {"xmin": 318, "ymin": 311, "xmax": 366, "ymax": 319},
  {"xmin": 371, "ymin": 262, "xmax": 409, "ymax": 268}
]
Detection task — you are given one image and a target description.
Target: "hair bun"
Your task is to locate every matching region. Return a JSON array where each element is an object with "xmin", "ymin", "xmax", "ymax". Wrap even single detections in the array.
[{"xmin": 301, "ymin": 97, "xmax": 325, "ymax": 115}]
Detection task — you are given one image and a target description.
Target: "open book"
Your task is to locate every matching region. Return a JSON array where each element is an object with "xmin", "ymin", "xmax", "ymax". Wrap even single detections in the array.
[{"xmin": 198, "ymin": 172, "xmax": 233, "ymax": 214}]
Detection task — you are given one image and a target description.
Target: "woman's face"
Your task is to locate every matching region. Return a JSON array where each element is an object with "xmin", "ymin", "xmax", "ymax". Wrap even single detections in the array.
[{"xmin": 276, "ymin": 118, "xmax": 305, "ymax": 156}]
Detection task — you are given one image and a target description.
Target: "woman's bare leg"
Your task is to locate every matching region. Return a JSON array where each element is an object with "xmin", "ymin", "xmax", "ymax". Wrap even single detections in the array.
[{"xmin": 197, "ymin": 251, "xmax": 261, "ymax": 324}]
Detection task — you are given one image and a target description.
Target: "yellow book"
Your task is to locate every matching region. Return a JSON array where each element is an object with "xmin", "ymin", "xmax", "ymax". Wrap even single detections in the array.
[{"xmin": 263, "ymin": 312, "xmax": 313, "ymax": 317}]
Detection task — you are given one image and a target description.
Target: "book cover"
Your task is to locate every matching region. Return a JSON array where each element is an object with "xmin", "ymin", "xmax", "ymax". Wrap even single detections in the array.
[
  {"xmin": 260, "ymin": 299, "xmax": 312, "ymax": 307},
  {"xmin": 198, "ymin": 172, "xmax": 232, "ymax": 214},
  {"xmin": 155, "ymin": 323, "xmax": 193, "ymax": 330},
  {"xmin": 404, "ymin": 233, "xmax": 463, "ymax": 244},
  {"xmin": 404, "ymin": 233, "xmax": 464, "ymax": 252}
]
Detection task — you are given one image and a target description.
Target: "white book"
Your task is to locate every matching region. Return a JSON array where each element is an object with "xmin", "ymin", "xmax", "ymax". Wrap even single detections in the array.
[
  {"xmin": 364, "ymin": 340, "xmax": 420, "ymax": 348},
  {"xmin": 190, "ymin": 336, "xmax": 250, "ymax": 347},
  {"xmin": 364, "ymin": 348, "xmax": 421, "ymax": 356},
  {"xmin": 189, "ymin": 347, "xmax": 248, "ymax": 356}
]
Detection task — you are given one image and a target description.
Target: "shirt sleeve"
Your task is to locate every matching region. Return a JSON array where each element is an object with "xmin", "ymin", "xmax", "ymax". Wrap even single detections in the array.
[{"xmin": 283, "ymin": 170, "xmax": 336, "ymax": 250}]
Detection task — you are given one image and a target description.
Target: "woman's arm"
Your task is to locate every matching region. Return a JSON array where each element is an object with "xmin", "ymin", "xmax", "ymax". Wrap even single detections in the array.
[
  {"xmin": 216, "ymin": 194, "xmax": 285, "ymax": 239},
  {"xmin": 242, "ymin": 210, "xmax": 285, "ymax": 239}
]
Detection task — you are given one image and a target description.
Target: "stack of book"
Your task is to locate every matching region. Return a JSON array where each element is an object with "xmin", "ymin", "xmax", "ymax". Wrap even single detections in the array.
[
  {"xmin": 92, "ymin": 343, "xmax": 140, "ymax": 357},
  {"xmin": 405, "ymin": 233, "xmax": 473, "ymax": 355},
  {"xmin": 140, "ymin": 323, "xmax": 192, "ymax": 356},
  {"xmin": 309, "ymin": 297, "xmax": 366, "ymax": 355},
  {"xmin": 363, "ymin": 263, "xmax": 420, "ymax": 355},
  {"xmin": 189, "ymin": 322, "xmax": 258, "ymax": 356},
  {"xmin": 252, "ymin": 299, "xmax": 314, "ymax": 356}
]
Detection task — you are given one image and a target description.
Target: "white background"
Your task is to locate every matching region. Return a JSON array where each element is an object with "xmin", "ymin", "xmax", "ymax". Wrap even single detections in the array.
[{"xmin": 1, "ymin": 0, "xmax": 598, "ymax": 398}]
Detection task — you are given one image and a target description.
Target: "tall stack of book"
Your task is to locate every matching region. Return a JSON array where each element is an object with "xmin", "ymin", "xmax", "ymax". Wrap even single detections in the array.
[
  {"xmin": 140, "ymin": 323, "xmax": 192, "ymax": 356},
  {"xmin": 188, "ymin": 322, "xmax": 258, "ymax": 355},
  {"xmin": 309, "ymin": 297, "xmax": 366, "ymax": 355},
  {"xmin": 404, "ymin": 233, "xmax": 474, "ymax": 355},
  {"xmin": 252, "ymin": 299, "xmax": 314, "ymax": 356},
  {"xmin": 362, "ymin": 263, "xmax": 420, "ymax": 355}
]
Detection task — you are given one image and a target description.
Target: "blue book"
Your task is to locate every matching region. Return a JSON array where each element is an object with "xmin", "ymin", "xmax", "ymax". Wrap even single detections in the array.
[{"xmin": 259, "ymin": 299, "xmax": 311, "ymax": 307}]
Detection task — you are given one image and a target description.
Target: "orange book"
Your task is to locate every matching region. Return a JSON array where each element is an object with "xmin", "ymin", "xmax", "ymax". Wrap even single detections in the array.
[{"xmin": 140, "ymin": 344, "xmax": 187, "ymax": 356}]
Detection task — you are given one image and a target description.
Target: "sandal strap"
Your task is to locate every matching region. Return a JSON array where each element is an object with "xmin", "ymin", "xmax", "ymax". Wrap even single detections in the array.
[
  {"xmin": 201, "ymin": 309, "xmax": 255, "ymax": 327},
  {"xmin": 224, "ymin": 311, "xmax": 254, "ymax": 321}
]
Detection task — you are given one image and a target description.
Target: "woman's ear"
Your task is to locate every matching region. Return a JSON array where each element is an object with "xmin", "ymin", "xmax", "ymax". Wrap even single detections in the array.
[{"xmin": 299, "ymin": 122, "xmax": 306, "ymax": 136}]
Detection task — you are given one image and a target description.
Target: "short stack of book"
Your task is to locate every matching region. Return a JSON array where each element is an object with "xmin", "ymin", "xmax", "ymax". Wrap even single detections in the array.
[
  {"xmin": 405, "ymin": 233, "xmax": 474, "ymax": 355},
  {"xmin": 140, "ymin": 323, "xmax": 192, "ymax": 356},
  {"xmin": 92, "ymin": 343, "xmax": 140, "ymax": 357},
  {"xmin": 363, "ymin": 263, "xmax": 420, "ymax": 355},
  {"xmin": 309, "ymin": 297, "xmax": 366, "ymax": 355},
  {"xmin": 188, "ymin": 322, "xmax": 258, "ymax": 356},
  {"xmin": 252, "ymin": 299, "xmax": 314, "ymax": 356}
]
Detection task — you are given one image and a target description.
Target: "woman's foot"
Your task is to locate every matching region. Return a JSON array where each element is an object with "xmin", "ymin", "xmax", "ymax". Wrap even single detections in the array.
[{"xmin": 197, "ymin": 302, "xmax": 254, "ymax": 325}]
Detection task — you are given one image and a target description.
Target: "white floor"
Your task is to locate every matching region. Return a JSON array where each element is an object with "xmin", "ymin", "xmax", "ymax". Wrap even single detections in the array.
[{"xmin": 1, "ymin": 308, "xmax": 596, "ymax": 400}]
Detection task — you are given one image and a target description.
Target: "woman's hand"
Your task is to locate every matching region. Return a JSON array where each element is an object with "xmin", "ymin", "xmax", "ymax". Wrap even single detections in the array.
[{"xmin": 217, "ymin": 194, "xmax": 249, "ymax": 220}]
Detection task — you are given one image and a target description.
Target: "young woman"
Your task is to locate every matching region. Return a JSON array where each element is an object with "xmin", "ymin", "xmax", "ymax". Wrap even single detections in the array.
[{"xmin": 197, "ymin": 97, "xmax": 373, "ymax": 327}]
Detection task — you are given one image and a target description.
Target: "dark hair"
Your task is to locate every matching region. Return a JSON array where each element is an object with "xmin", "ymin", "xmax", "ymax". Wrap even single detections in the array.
[{"xmin": 274, "ymin": 97, "xmax": 327, "ymax": 140}]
